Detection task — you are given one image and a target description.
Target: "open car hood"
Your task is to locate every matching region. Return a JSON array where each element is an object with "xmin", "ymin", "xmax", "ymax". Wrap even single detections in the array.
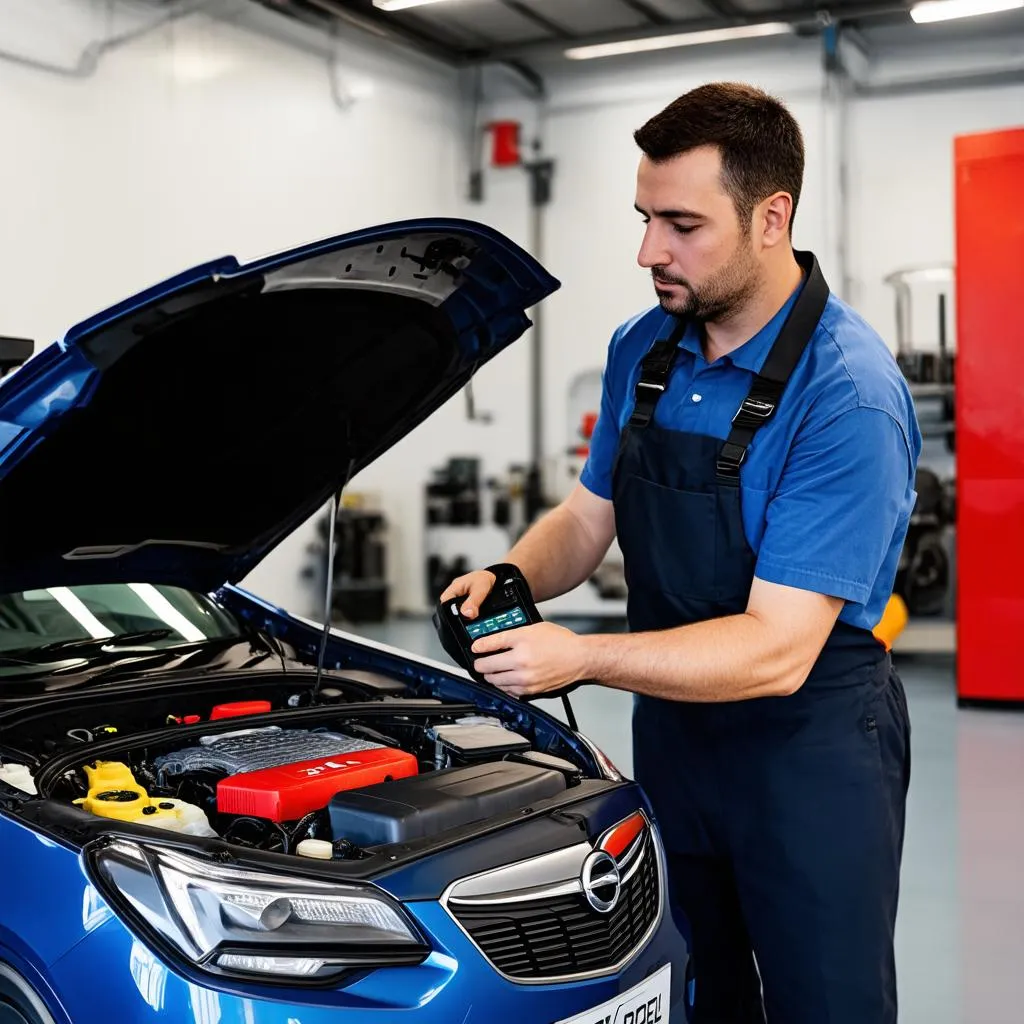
[{"xmin": 0, "ymin": 219, "xmax": 559, "ymax": 594}]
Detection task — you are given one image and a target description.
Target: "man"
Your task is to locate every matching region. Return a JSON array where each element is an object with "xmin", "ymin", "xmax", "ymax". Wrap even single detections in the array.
[{"xmin": 442, "ymin": 82, "xmax": 918, "ymax": 1022}]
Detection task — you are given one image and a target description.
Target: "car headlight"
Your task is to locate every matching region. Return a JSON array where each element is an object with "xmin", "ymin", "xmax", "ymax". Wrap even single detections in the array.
[{"xmin": 88, "ymin": 839, "xmax": 428, "ymax": 984}]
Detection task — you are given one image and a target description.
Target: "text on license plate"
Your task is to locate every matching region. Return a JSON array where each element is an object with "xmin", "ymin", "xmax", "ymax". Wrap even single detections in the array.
[{"xmin": 555, "ymin": 963, "xmax": 672, "ymax": 1024}]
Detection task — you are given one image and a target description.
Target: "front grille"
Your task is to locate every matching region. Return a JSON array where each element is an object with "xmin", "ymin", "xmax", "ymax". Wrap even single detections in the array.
[{"xmin": 449, "ymin": 830, "xmax": 660, "ymax": 980}]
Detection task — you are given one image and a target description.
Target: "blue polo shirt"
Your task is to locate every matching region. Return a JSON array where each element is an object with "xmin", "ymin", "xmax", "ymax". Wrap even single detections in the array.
[{"xmin": 580, "ymin": 288, "xmax": 922, "ymax": 631}]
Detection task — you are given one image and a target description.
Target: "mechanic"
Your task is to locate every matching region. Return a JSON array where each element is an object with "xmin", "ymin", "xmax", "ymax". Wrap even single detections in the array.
[{"xmin": 442, "ymin": 82, "xmax": 919, "ymax": 1023}]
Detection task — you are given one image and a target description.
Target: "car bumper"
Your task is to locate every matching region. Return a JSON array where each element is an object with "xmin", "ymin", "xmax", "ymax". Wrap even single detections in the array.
[{"xmin": 43, "ymin": 897, "xmax": 688, "ymax": 1023}]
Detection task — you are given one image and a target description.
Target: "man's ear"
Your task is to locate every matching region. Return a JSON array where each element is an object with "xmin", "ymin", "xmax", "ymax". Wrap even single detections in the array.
[{"xmin": 757, "ymin": 192, "xmax": 794, "ymax": 248}]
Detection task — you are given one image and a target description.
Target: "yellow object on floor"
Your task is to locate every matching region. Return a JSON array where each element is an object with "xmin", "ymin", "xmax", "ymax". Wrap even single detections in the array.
[{"xmin": 873, "ymin": 594, "xmax": 909, "ymax": 651}]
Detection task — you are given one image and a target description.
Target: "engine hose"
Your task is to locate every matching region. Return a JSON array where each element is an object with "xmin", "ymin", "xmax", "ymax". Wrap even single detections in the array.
[
  {"xmin": 225, "ymin": 816, "xmax": 291, "ymax": 855},
  {"xmin": 289, "ymin": 812, "xmax": 320, "ymax": 845},
  {"xmin": 269, "ymin": 821, "xmax": 291, "ymax": 855}
]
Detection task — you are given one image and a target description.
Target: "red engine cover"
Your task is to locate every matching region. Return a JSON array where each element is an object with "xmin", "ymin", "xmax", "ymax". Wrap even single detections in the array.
[{"xmin": 217, "ymin": 747, "xmax": 419, "ymax": 822}]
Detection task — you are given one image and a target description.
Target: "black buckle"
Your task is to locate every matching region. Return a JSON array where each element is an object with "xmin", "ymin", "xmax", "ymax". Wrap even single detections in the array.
[
  {"xmin": 628, "ymin": 406, "xmax": 654, "ymax": 428},
  {"xmin": 732, "ymin": 396, "xmax": 775, "ymax": 427},
  {"xmin": 637, "ymin": 340, "xmax": 676, "ymax": 385},
  {"xmin": 716, "ymin": 442, "xmax": 747, "ymax": 476}
]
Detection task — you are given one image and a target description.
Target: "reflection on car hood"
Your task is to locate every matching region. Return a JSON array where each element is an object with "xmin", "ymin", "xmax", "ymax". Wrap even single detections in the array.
[
  {"xmin": 0, "ymin": 220, "xmax": 559, "ymax": 594},
  {"xmin": 0, "ymin": 635, "xmax": 281, "ymax": 696}
]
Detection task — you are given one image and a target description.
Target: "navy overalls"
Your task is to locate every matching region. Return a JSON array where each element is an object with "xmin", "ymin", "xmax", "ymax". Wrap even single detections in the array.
[{"xmin": 614, "ymin": 254, "xmax": 912, "ymax": 1022}]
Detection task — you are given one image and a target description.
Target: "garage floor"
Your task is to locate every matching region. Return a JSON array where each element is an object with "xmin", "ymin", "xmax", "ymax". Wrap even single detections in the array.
[{"xmin": 356, "ymin": 616, "xmax": 1024, "ymax": 1024}]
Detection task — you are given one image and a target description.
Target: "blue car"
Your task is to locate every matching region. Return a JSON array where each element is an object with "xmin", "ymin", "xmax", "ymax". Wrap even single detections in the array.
[{"xmin": 0, "ymin": 219, "xmax": 688, "ymax": 1024}]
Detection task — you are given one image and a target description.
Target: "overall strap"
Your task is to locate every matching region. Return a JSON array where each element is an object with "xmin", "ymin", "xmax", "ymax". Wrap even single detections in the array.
[
  {"xmin": 627, "ymin": 318, "xmax": 687, "ymax": 429},
  {"xmin": 717, "ymin": 251, "xmax": 830, "ymax": 483}
]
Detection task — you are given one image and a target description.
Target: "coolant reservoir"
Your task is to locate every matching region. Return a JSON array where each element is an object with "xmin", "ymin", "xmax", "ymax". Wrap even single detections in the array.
[
  {"xmin": 0, "ymin": 763, "xmax": 37, "ymax": 795},
  {"xmin": 145, "ymin": 798, "xmax": 217, "ymax": 838},
  {"xmin": 75, "ymin": 761, "xmax": 215, "ymax": 835}
]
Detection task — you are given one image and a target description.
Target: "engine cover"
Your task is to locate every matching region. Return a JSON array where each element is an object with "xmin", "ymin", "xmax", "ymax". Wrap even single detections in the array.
[{"xmin": 217, "ymin": 747, "xmax": 419, "ymax": 822}]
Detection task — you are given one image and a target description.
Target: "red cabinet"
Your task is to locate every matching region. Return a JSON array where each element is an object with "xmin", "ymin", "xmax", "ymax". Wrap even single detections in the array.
[{"xmin": 955, "ymin": 126, "xmax": 1024, "ymax": 703}]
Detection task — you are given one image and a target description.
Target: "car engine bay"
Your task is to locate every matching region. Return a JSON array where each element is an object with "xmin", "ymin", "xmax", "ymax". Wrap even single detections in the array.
[{"xmin": 0, "ymin": 669, "xmax": 590, "ymax": 863}]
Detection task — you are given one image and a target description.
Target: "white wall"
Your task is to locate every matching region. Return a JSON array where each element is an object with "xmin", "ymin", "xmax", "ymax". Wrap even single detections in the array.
[
  {"xmin": 4, "ymin": 2, "xmax": 1022, "ymax": 618},
  {"xmin": 847, "ymin": 83, "xmax": 1024, "ymax": 347},
  {"xmin": 495, "ymin": 38, "xmax": 838, "ymax": 466},
  {"xmin": 0, "ymin": 0, "xmax": 482, "ymax": 618},
  {"xmin": 473, "ymin": 35, "xmax": 1023, "ymax": 524}
]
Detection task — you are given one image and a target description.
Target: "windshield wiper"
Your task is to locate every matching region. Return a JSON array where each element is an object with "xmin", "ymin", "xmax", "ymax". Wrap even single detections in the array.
[{"xmin": 2, "ymin": 629, "xmax": 174, "ymax": 662}]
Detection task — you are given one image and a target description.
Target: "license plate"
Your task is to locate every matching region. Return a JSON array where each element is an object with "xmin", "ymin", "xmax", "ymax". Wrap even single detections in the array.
[{"xmin": 555, "ymin": 964, "xmax": 672, "ymax": 1024}]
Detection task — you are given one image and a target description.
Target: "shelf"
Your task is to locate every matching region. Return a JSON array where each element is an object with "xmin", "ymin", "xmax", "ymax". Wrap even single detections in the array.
[{"xmin": 893, "ymin": 620, "xmax": 955, "ymax": 655}]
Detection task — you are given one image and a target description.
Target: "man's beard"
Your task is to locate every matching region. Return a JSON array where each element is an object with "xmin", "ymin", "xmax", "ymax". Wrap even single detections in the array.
[{"xmin": 653, "ymin": 242, "xmax": 760, "ymax": 323}]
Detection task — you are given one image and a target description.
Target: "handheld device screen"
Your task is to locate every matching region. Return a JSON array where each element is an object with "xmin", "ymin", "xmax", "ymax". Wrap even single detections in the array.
[{"xmin": 462, "ymin": 605, "xmax": 527, "ymax": 640}]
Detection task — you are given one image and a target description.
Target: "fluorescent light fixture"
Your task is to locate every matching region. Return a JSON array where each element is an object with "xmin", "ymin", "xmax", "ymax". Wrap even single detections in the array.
[
  {"xmin": 911, "ymin": 0, "xmax": 1023, "ymax": 20},
  {"xmin": 565, "ymin": 22, "xmax": 792, "ymax": 60},
  {"xmin": 373, "ymin": 0, "xmax": 467, "ymax": 11}
]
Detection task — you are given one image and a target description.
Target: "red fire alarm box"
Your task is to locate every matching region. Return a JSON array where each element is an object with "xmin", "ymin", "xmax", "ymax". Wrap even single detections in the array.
[
  {"xmin": 955, "ymin": 126, "xmax": 1024, "ymax": 705},
  {"xmin": 486, "ymin": 121, "xmax": 521, "ymax": 167}
]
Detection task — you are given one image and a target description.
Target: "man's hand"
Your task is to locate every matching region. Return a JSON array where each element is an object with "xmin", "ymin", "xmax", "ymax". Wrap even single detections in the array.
[
  {"xmin": 439, "ymin": 570, "xmax": 497, "ymax": 620},
  {"xmin": 472, "ymin": 622, "xmax": 589, "ymax": 698}
]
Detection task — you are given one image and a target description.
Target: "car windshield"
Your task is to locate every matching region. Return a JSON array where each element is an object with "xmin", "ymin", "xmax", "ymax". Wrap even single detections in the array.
[{"xmin": 0, "ymin": 584, "xmax": 243, "ymax": 662}]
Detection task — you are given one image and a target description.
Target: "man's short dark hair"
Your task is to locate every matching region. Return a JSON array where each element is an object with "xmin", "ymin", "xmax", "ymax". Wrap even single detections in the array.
[{"xmin": 634, "ymin": 82, "xmax": 805, "ymax": 231}]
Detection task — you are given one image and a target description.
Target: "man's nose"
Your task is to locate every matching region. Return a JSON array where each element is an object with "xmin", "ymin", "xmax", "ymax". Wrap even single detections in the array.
[{"xmin": 637, "ymin": 224, "xmax": 671, "ymax": 269}]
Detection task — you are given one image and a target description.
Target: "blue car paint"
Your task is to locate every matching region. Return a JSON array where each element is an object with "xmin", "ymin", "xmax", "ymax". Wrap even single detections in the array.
[
  {"xmin": 57, "ymin": 219, "xmax": 551, "ymax": 354},
  {"xmin": 0, "ymin": 598, "xmax": 692, "ymax": 1023},
  {"xmin": 0, "ymin": 219, "xmax": 690, "ymax": 1020},
  {"xmin": 38, "ymin": 907, "xmax": 686, "ymax": 1023},
  {"xmin": 0, "ymin": 781, "xmax": 690, "ymax": 1022},
  {"xmin": 0, "ymin": 218, "xmax": 559, "ymax": 594},
  {"xmin": 0, "ymin": 217, "xmax": 553, "ymax": 427},
  {"xmin": 0, "ymin": 656, "xmax": 690, "ymax": 1024},
  {"xmin": 0, "ymin": 811, "xmax": 686, "ymax": 1023}
]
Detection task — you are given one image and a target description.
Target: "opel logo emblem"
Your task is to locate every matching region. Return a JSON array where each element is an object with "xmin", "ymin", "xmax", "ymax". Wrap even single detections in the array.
[{"xmin": 581, "ymin": 850, "xmax": 621, "ymax": 914}]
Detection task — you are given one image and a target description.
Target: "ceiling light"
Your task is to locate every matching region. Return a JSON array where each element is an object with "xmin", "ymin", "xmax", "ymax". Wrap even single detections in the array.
[
  {"xmin": 373, "ymin": 0, "xmax": 468, "ymax": 11},
  {"xmin": 911, "ymin": 0, "xmax": 1024, "ymax": 20},
  {"xmin": 565, "ymin": 22, "xmax": 792, "ymax": 60}
]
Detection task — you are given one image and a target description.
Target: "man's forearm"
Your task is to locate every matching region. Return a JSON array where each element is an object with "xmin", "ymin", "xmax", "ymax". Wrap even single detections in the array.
[
  {"xmin": 580, "ymin": 611, "xmax": 821, "ymax": 702},
  {"xmin": 504, "ymin": 504, "xmax": 609, "ymax": 603}
]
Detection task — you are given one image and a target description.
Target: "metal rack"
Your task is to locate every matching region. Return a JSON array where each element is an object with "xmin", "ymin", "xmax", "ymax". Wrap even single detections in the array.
[
  {"xmin": 884, "ymin": 264, "xmax": 956, "ymax": 449},
  {"xmin": 883, "ymin": 264, "xmax": 957, "ymax": 650}
]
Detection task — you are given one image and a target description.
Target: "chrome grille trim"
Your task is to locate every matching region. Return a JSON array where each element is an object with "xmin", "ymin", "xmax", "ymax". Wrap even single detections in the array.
[
  {"xmin": 444, "ymin": 841, "xmax": 590, "ymax": 904},
  {"xmin": 439, "ymin": 813, "xmax": 664, "ymax": 985},
  {"xmin": 448, "ymin": 877, "xmax": 584, "ymax": 906}
]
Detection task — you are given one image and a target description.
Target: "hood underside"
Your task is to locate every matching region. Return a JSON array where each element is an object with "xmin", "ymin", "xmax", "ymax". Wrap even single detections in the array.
[{"xmin": 0, "ymin": 220, "xmax": 558, "ymax": 594}]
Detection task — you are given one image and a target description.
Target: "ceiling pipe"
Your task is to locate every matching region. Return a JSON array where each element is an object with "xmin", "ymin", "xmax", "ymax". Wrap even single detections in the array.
[
  {"xmin": 0, "ymin": 0, "xmax": 216, "ymax": 79},
  {"xmin": 849, "ymin": 65, "xmax": 1024, "ymax": 94},
  {"xmin": 300, "ymin": 0, "xmax": 458, "ymax": 62},
  {"xmin": 286, "ymin": 0, "xmax": 548, "ymax": 97},
  {"xmin": 473, "ymin": 2, "xmax": 916, "ymax": 61},
  {"xmin": 830, "ymin": 22, "xmax": 1024, "ymax": 95}
]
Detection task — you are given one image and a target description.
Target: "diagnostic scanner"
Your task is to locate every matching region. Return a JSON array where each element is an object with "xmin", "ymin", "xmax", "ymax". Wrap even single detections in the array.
[{"xmin": 433, "ymin": 563, "xmax": 580, "ymax": 726}]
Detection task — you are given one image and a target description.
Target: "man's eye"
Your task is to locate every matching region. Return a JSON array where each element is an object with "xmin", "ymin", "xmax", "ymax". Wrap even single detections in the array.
[{"xmin": 674, "ymin": 225, "xmax": 697, "ymax": 235}]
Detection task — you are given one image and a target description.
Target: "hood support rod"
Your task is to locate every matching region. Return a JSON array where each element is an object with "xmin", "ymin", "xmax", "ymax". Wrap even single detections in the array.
[{"xmin": 313, "ymin": 454, "xmax": 356, "ymax": 702}]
